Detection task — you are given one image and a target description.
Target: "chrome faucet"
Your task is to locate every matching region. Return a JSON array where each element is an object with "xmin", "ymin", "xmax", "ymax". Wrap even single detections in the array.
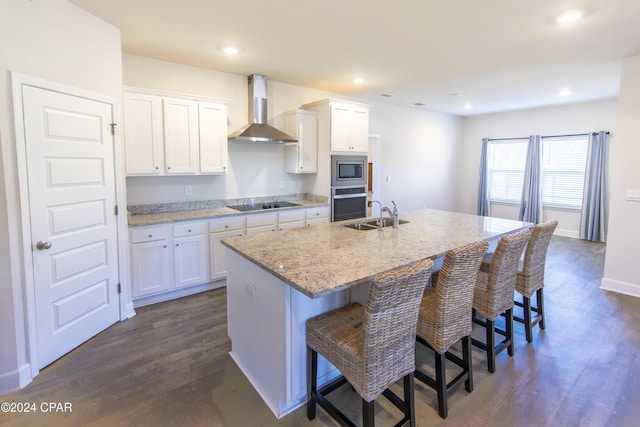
[{"xmin": 383, "ymin": 201, "xmax": 400, "ymax": 228}]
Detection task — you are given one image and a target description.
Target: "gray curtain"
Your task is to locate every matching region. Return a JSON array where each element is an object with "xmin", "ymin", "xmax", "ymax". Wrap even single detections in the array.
[
  {"xmin": 580, "ymin": 131, "xmax": 609, "ymax": 242},
  {"xmin": 477, "ymin": 138, "xmax": 490, "ymax": 216},
  {"xmin": 519, "ymin": 135, "xmax": 542, "ymax": 223}
]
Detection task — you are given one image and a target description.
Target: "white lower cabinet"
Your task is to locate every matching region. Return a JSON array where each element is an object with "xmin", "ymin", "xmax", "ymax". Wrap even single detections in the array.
[
  {"xmin": 130, "ymin": 226, "xmax": 171, "ymax": 298},
  {"xmin": 209, "ymin": 216, "xmax": 244, "ymax": 281},
  {"xmin": 173, "ymin": 222, "xmax": 209, "ymax": 288},
  {"xmin": 278, "ymin": 209, "xmax": 305, "ymax": 230},
  {"xmin": 129, "ymin": 205, "xmax": 330, "ymax": 305},
  {"xmin": 246, "ymin": 211, "xmax": 277, "ymax": 235},
  {"xmin": 305, "ymin": 206, "xmax": 330, "ymax": 226}
]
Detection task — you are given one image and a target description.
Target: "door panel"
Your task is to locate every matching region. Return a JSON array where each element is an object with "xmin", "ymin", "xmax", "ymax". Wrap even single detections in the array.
[{"xmin": 22, "ymin": 84, "xmax": 120, "ymax": 369}]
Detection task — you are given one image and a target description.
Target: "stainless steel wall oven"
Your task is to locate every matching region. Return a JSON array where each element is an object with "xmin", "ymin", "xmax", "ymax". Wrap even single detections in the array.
[{"xmin": 330, "ymin": 155, "xmax": 368, "ymax": 222}]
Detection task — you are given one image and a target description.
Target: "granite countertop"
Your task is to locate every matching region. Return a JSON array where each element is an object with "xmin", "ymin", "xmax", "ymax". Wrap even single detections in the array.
[
  {"xmin": 221, "ymin": 209, "xmax": 532, "ymax": 299},
  {"xmin": 128, "ymin": 198, "xmax": 328, "ymax": 227}
]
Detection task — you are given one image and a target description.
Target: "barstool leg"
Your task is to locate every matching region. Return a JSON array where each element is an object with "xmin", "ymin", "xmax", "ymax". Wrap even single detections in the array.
[
  {"xmin": 462, "ymin": 336, "xmax": 473, "ymax": 392},
  {"xmin": 435, "ymin": 352, "xmax": 448, "ymax": 418},
  {"xmin": 523, "ymin": 296, "xmax": 533, "ymax": 342},
  {"xmin": 506, "ymin": 308, "xmax": 514, "ymax": 356},
  {"xmin": 362, "ymin": 399, "xmax": 375, "ymax": 427},
  {"xmin": 486, "ymin": 319, "xmax": 496, "ymax": 373},
  {"xmin": 404, "ymin": 373, "xmax": 416, "ymax": 427},
  {"xmin": 307, "ymin": 346, "xmax": 317, "ymax": 420},
  {"xmin": 538, "ymin": 288, "xmax": 546, "ymax": 330}
]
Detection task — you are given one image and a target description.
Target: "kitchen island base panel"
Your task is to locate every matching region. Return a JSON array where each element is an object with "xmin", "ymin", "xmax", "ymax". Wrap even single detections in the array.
[{"xmin": 226, "ymin": 250, "xmax": 349, "ymax": 418}]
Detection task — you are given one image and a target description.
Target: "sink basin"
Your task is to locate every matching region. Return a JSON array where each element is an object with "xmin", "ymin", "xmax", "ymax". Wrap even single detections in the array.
[
  {"xmin": 342, "ymin": 222, "xmax": 379, "ymax": 231},
  {"xmin": 343, "ymin": 218, "xmax": 409, "ymax": 231},
  {"xmin": 364, "ymin": 218, "xmax": 409, "ymax": 228}
]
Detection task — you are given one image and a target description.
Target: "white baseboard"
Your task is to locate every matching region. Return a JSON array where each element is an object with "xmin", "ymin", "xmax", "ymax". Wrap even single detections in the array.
[
  {"xmin": 600, "ymin": 278, "xmax": 640, "ymax": 298},
  {"xmin": 0, "ymin": 363, "xmax": 32, "ymax": 396},
  {"xmin": 554, "ymin": 228, "xmax": 579, "ymax": 239},
  {"xmin": 132, "ymin": 281, "xmax": 225, "ymax": 308}
]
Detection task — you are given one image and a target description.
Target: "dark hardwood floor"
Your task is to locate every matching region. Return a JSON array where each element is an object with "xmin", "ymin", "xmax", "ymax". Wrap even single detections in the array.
[{"xmin": 2, "ymin": 236, "xmax": 639, "ymax": 426}]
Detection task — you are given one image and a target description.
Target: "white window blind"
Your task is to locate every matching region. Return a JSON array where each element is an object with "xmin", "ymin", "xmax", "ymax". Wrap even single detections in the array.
[
  {"xmin": 487, "ymin": 140, "xmax": 527, "ymax": 203},
  {"xmin": 541, "ymin": 136, "xmax": 588, "ymax": 208}
]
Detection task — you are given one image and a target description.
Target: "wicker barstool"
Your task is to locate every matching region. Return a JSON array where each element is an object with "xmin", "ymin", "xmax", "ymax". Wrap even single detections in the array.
[
  {"xmin": 481, "ymin": 220, "xmax": 558, "ymax": 342},
  {"xmin": 472, "ymin": 228, "xmax": 532, "ymax": 373},
  {"xmin": 415, "ymin": 240, "xmax": 489, "ymax": 419},
  {"xmin": 306, "ymin": 258, "xmax": 434, "ymax": 427}
]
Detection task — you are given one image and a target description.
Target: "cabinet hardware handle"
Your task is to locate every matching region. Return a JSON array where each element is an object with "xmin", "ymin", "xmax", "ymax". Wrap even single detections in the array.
[
  {"xmin": 175, "ymin": 243, "xmax": 179, "ymax": 247},
  {"xmin": 224, "ymin": 225, "xmax": 228, "ymax": 228},
  {"xmin": 188, "ymin": 229, "xmax": 192, "ymax": 232},
  {"xmin": 167, "ymin": 166, "xmax": 171, "ymax": 170},
  {"xmin": 148, "ymin": 234, "xmax": 153, "ymax": 238},
  {"xmin": 163, "ymin": 245, "xmax": 167, "ymax": 248},
  {"xmin": 155, "ymin": 166, "xmax": 159, "ymax": 170}
]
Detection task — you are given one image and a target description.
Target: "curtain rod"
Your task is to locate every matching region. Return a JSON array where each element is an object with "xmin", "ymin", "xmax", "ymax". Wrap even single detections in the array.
[{"xmin": 487, "ymin": 131, "xmax": 609, "ymax": 142}]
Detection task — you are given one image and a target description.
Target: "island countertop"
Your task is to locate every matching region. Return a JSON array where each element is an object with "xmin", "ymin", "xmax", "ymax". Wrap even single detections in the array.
[{"xmin": 221, "ymin": 208, "xmax": 532, "ymax": 298}]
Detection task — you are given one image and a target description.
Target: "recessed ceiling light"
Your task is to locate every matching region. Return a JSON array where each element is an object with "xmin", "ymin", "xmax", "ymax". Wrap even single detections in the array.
[
  {"xmin": 464, "ymin": 104, "xmax": 473, "ymax": 110},
  {"xmin": 223, "ymin": 46, "xmax": 239, "ymax": 55},
  {"xmin": 353, "ymin": 77, "xmax": 364, "ymax": 85},
  {"xmin": 558, "ymin": 89, "xmax": 572, "ymax": 96},
  {"xmin": 555, "ymin": 10, "xmax": 584, "ymax": 24}
]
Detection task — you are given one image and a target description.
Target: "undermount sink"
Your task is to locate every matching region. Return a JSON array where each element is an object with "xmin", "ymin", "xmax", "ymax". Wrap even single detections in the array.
[{"xmin": 343, "ymin": 218, "xmax": 409, "ymax": 231}]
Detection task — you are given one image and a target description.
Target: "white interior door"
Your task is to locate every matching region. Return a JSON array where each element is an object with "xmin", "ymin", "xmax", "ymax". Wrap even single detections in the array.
[{"xmin": 22, "ymin": 84, "xmax": 120, "ymax": 369}]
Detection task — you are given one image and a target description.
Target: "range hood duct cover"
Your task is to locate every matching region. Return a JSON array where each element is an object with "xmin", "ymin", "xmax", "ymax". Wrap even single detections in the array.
[{"xmin": 228, "ymin": 74, "xmax": 297, "ymax": 143}]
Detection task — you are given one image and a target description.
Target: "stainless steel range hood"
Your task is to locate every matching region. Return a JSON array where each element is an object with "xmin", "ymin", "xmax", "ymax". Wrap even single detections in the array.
[{"xmin": 228, "ymin": 74, "xmax": 297, "ymax": 143}]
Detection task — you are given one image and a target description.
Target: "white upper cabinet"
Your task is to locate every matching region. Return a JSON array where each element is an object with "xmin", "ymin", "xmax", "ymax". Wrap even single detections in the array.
[
  {"xmin": 163, "ymin": 97, "xmax": 199, "ymax": 174},
  {"xmin": 303, "ymin": 99, "xmax": 369, "ymax": 155},
  {"xmin": 123, "ymin": 93, "xmax": 164, "ymax": 175},
  {"xmin": 199, "ymin": 101, "xmax": 229, "ymax": 174},
  {"xmin": 122, "ymin": 88, "xmax": 229, "ymax": 176},
  {"xmin": 284, "ymin": 109, "xmax": 317, "ymax": 173}
]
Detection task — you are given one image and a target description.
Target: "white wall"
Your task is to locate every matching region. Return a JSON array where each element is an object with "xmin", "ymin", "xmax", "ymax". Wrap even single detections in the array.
[
  {"xmin": 0, "ymin": 0, "xmax": 122, "ymax": 393},
  {"xmin": 456, "ymin": 99, "xmax": 619, "ymax": 236},
  {"xmin": 602, "ymin": 55, "xmax": 640, "ymax": 297},
  {"xmin": 369, "ymin": 102, "xmax": 461, "ymax": 211}
]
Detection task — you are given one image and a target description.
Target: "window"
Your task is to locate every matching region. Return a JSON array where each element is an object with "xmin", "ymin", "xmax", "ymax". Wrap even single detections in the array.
[
  {"xmin": 487, "ymin": 139, "xmax": 527, "ymax": 203},
  {"xmin": 541, "ymin": 135, "xmax": 588, "ymax": 209},
  {"xmin": 486, "ymin": 135, "xmax": 589, "ymax": 209}
]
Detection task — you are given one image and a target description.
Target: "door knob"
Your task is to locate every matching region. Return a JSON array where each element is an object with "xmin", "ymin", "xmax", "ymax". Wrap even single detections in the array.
[{"xmin": 36, "ymin": 241, "xmax": 52, "ymax": 250}]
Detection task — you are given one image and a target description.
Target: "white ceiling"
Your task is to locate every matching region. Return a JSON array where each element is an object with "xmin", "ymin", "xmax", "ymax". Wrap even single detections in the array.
[{"xmin": 69, "ymin": 0, "xmax": 640, "ymax": 116}]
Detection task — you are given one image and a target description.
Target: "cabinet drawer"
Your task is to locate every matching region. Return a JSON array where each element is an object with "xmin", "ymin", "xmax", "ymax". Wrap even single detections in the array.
[
  {"xmin": 209, "ymin": 216, "xmax": 244, "ymax": 233},
  {"xmin": 131, "ymin": 226, "xmax": 169, "ymax": 243},
  {"xmin": 174, "ymin": 221, "xmax": 207, "ymax": 237},
  {"xmin": 246, "ymin": 212, "xmax": 277, "ymax": 228},
  {"xmin": 306, "ymin": 206, "xmax": 329, "ymax": 220},
  {"xmin": 278, "ymin": 209, "xmax": 305, "ymax": 223}
]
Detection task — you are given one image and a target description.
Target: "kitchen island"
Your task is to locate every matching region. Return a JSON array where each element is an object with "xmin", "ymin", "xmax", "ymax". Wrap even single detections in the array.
[{"xmin": 221, "ymin": 208, "xmax": 531, "ymax": 418}]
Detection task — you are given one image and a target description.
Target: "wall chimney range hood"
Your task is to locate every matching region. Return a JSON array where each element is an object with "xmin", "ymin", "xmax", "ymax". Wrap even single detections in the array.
[{"xmin": 228, "ymin": 74, "xmax": 297, "ymax": 143}]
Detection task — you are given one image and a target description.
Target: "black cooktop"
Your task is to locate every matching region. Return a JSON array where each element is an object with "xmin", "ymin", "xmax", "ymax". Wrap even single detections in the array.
[{"xmin": 227, "ymin": 201, "xmax": 302, "ymax": 212}]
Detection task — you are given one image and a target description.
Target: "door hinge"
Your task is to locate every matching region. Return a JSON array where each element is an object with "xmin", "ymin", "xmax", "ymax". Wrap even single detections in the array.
[
  {"xmin": 114, "ymin": 205, "xmax": 118, "ymax": 216},
  {"xmin": 110, "ymin": 123, "xmax": 117, "ymax": 136},
  {"xmin": 117, "ymin": 283, "xmax": 121, "ymax": 294}
]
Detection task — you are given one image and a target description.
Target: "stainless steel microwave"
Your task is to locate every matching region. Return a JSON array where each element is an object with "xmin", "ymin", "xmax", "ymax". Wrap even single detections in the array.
[{"xmin": 331, "ymin": 155, "xmax": 367, "ymax": 187}]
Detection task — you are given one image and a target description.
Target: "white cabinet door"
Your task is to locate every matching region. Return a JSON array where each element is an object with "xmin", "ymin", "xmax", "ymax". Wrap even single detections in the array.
[
  {"xmin": 210, "ymin": 228, "xmax": 243, "ymax": 280},
  {"xmin": 174, "ymin": 234, "xmax": 209, "ymax": 288},
  {"xmin": 199, "ymin": 101, "xmax": 229, "ymax": 174},
  {"xmin": 123, "ymin": 93, "xmax": 163, "ymax": 175},
  {"xmin": 285, "ymin": 110, "xmax": 317, "ymax": 173},
  {"xmin": 163, "ymin": 97, "xmax": 199, "ymax": 174},
  {"xmin": 349, "ymin": 106, "xmax": 369, "ymax": 152},
  {"xmin": 330, "ymin": 104, "xmax": 352, "ymax": 152},
  {"xmin": 305, "ymin": 206, "xmax": 330, "ymax": 226},
  {"xmin": 131, "ymin": 239, "xmax": 171, "ymax": 298}
]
